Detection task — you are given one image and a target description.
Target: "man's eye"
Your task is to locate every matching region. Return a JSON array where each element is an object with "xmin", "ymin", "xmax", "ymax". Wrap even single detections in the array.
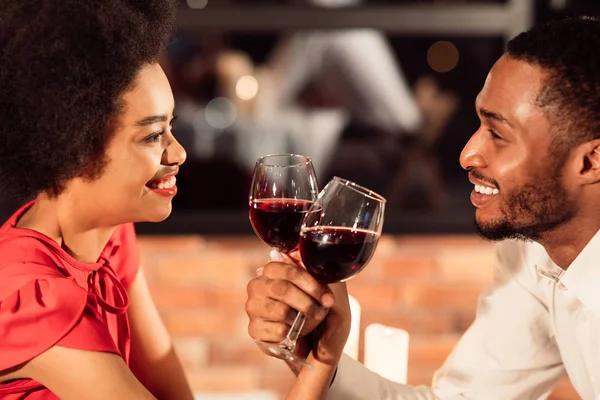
[{"xmin": 488, "ymin": 129, "xmax": 502, "ymax": 140}]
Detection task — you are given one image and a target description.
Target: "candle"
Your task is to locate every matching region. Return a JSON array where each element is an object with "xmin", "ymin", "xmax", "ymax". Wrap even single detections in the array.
[
  {"xmin": 364, "ymin": 323, "xmax": 410, "ymax": 384},
  {"xmin": 343, "ymin": 294, "xmax": 361, "ymax": 360}
]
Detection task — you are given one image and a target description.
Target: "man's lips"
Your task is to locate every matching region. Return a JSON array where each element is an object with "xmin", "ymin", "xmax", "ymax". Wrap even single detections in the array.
[{"xmin": 468, "ymin": 173, "xmax": 499, "ymax": 208}]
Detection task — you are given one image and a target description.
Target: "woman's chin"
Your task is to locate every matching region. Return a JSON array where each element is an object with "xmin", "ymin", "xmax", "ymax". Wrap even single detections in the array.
[{"xmin": 144, "ymin": 204, "xmax": 173, "ymax": 223}]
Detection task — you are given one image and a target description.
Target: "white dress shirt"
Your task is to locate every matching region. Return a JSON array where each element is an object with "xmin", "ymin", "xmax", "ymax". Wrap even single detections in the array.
[{"xmin": 329, "ymin": 232, "xmax": 600, "ymax": 399}]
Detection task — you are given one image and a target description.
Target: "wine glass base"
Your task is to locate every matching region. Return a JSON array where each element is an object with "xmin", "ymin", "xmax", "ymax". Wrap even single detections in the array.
[{"xmin": 254, "ymin": 340, "xmax": 313, "ymax": 369}]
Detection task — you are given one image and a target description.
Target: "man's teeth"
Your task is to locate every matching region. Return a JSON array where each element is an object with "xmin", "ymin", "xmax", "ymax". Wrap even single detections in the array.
[
  {"xmin": 475, "ymin": 184, "xmax": 499, "ymax": 195},
  {"xmin": 149, "ymin": 176, "xmax": 176, "ymax": 190}
]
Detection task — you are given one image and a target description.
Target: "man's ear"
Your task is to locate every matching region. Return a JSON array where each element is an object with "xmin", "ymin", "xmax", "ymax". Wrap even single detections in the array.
[{"xmin": 574, "ymin": 140, "xmax": 600, "ymax": 185}]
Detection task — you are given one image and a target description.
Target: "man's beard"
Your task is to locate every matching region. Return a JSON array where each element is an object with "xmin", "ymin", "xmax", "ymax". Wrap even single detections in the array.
[{"xmin": 475, "ymin": 166, "xmax": 577, "ymax": 242}]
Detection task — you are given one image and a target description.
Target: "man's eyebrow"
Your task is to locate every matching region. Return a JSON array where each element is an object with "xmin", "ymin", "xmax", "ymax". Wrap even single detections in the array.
[{"xmin": 479, "ymin": 107, "xmax": 513, "ymax": 127}]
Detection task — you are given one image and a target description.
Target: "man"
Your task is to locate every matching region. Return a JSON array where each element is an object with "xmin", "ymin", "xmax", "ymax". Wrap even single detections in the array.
[{"xmin": 245, "ymin": 16, "xmax": 600, "ymax": 399}]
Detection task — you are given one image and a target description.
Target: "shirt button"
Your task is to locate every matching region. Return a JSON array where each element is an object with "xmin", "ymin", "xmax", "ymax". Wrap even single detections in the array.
[{"xmin": 557, "ymin": 282, "xmax": 567, "ymax": 290}]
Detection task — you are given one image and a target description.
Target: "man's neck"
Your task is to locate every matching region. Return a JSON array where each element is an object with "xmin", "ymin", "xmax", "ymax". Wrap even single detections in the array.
[
  {"xmin": 538, "ymin": 218, "xmax": 600, "ymax": 269},
  {"xmin": 17, "ymin": 194, "xmax": 115, "ymax": 264}
]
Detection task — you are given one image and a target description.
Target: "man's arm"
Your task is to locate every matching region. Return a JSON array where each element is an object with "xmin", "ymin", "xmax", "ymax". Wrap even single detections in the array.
[
  {"xmin": 127, "ymin": 269, "xmax": 194, "ymax": 400},
  {"xmin": 246, "ymin": 252, "xmax": 436, "ymax": 400},
  {"xmin": 328, "ymin": 355, "xmax": 436, "ymax": 400},
  {"xmin": 327, "ymin": 240, "xmax": 565, "ymax": 400},
  {"xmin": 248, "ymin": 243, "xmax": 565, "ymax": 399}
]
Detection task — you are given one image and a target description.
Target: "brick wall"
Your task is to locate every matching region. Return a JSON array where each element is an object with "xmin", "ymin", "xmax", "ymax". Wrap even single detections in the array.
[{"xmin": 138, "ymin": 235, "xmax": 577, "ymax": 399}]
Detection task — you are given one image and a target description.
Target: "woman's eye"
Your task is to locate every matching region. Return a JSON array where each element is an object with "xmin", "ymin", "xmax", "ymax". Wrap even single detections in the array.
[{"xmin": 144, "ymin": 130, "xmax": 165, "ymax": 144}]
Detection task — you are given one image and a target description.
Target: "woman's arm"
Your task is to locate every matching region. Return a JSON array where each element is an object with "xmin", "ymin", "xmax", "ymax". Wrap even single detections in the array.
[
  {"xmin": 22, "ymin": 346, "xmax": 156, "ymax": 400},
  {"xmin": 127, "ymin": 268, "xmax": 194, "ymax": 400}
]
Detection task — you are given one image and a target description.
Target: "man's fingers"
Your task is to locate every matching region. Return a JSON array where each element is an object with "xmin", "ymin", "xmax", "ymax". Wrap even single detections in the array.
[
  {"xmin": 245, "ymin": 297, "xmax": 297, "ymax": 325},
  {"xmin": 247, "ymin": 275, "xmax": 328, "ymax": 319},
  {"xmin": 248, "ymin": 318, "xmax": 288, "ymax": 344},
  {"xmin": 271, "ymin": 249, "xmax": 305, "ymax": 269},
  {"xmin": 262, "ymin": 261, "xmax": 335, "ymax": 308}
]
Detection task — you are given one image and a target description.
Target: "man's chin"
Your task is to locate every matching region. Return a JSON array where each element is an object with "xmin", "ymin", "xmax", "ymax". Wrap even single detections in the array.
[{"xmin": 474, "ymin": 216, "xmax": 523, "ymax": 242}]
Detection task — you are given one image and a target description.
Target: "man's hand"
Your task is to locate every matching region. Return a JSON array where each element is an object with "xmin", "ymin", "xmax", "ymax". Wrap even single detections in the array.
[{"xmin": 245, "ymin": 250, "xmax": 351, "ymax": 366}]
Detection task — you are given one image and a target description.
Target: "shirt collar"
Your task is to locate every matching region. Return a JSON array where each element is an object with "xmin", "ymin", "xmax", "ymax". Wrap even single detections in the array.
[{"xmin": 559, "ymin": 229, "xmax": 600, "ymax": 318}]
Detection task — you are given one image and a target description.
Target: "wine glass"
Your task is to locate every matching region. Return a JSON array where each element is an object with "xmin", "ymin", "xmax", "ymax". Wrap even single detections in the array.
[
  {"xmin": 282, "ymin": 176, "xmax": 384, "ymax": 366},
  {"xmin": 249, "ymin": 154, "xmax": 319, "ymax": 253},
  {"xmin": 249, "ymin": 154, "xmax": 319, "ymax": 366},
  {"xmin": 299, "ymin": 177, "xmax": 385, "ymax": 284}
]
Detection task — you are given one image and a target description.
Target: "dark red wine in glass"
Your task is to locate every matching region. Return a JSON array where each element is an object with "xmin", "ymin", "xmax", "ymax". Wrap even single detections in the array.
[
  {"xmin": 299, "ymin": 226, "xmax": 379, "ymax": 284},
  {"xmin": 300, "ymin": 176, "xmax": 385, "ymax": 288},
  {"xmin": 248, "ymin": 154, "xmax": 319, "ymax": 367},
  {"xmin": 249, "ymin": 198, "xmax": 314, "ymax": 253}
]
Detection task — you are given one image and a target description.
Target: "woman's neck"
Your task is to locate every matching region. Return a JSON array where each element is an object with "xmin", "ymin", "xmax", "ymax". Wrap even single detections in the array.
[{"xmin": 16, "ymin": 194, "xmax": 115, "ymax": 263}]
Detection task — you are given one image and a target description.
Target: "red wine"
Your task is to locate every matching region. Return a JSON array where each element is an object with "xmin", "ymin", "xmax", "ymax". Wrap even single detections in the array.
[
  {"xmin": 249, "ymin": 198, "xmax": 314, "ymax": 252},
  {"xmin": 299, "ymin": 226, "xmax": 379, "ymax": 284}
]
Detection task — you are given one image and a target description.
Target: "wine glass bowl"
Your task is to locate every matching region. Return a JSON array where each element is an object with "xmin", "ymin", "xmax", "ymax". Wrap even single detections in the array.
[
  {"xmin": 249, "ymin": 154, "xmax": 319, "ymax": 253},
  {"xmin": 300, "ymin": 177, "xmax": 386, "ymax": 284}
]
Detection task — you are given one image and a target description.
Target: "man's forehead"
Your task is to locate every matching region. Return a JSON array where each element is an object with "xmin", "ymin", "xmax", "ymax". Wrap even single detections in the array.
[{"xmin": 476, "ymin": 56, "xmax": 545, "ymax": 109}]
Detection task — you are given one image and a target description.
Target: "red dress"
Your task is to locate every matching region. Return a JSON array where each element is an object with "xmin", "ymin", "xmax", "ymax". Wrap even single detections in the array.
[{"xmin": 0, "ymin": 202, "xmax": 139, "ymax": 399}]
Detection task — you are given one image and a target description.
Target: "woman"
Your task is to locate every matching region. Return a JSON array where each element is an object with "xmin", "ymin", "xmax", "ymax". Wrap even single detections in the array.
[{"xmin": 0, "ymin": 1, "xmax": 193, "ymax": 398}]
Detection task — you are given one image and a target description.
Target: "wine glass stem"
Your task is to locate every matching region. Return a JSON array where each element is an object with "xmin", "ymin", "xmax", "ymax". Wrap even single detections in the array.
[{"xmin": 280, "ymin": 311, "xmax": 307, "ymax": 351}]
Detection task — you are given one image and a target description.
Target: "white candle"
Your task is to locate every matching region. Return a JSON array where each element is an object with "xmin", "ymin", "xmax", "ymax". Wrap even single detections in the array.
[
  {"xmin": 364, "ymin": 323, "xmax": 410, "ymax": 384},
  {"xmin": 343, "ymin": 295, "xmax": 361, "ymax": 361}
]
